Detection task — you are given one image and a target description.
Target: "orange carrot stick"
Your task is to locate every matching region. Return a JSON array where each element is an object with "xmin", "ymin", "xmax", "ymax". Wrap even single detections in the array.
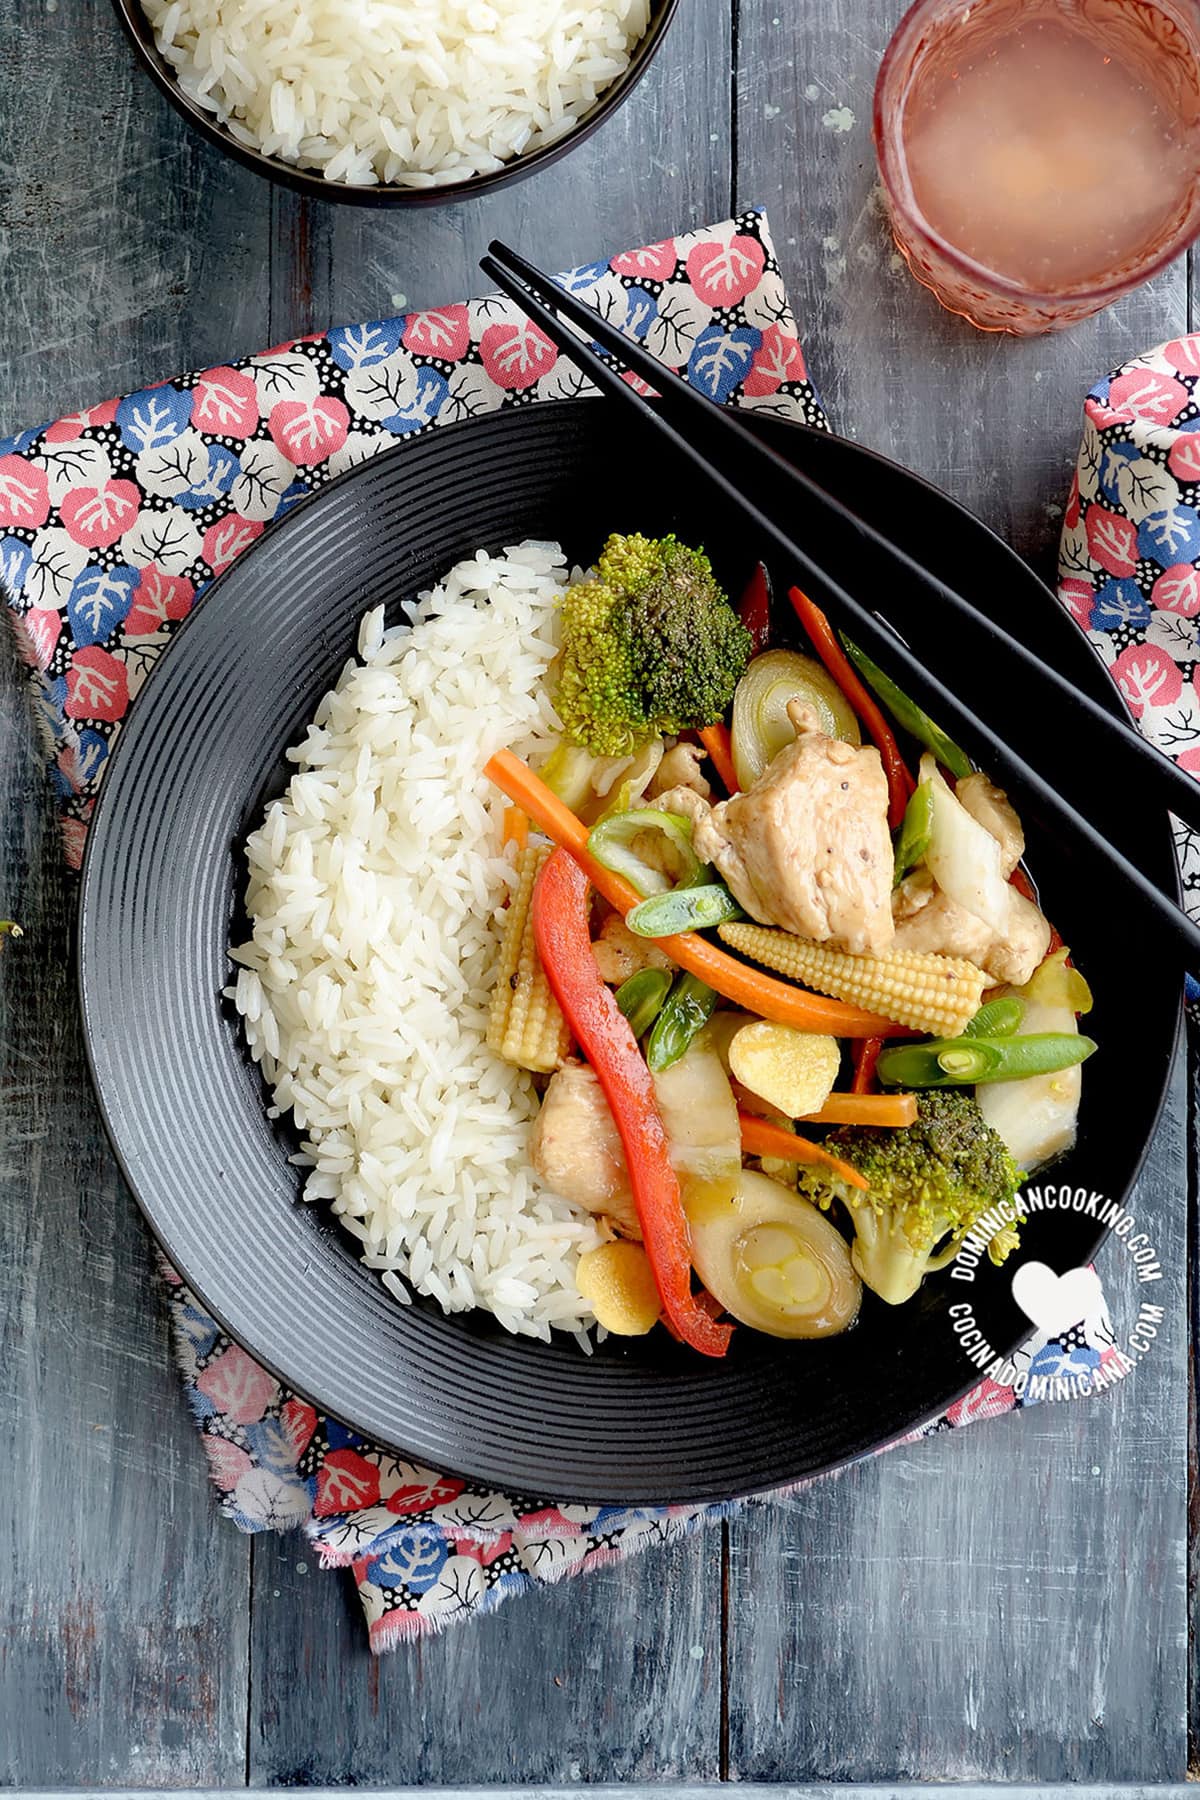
[
  {"xmin": 788, "ymin": 586, "xmax": 914, "ymax": 828},
  {"xmin": 698, "ymin": 722, "xmax": 739, "ymax": 794},
  {"xmin": 484, "ymin": 749, "xmax": 904, "ymax": 1038},
  {"xmin": 738, "ymin": 1111, "xmax": 869, "ymax": 1189},
  {"xmin": 800, "ymin": 1091, "xmax": 917, "ymax": 1128}
]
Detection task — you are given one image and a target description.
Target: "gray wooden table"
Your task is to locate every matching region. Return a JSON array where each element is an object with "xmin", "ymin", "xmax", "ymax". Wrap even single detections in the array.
[{"xmin": 1, "ymin": 0, "xmax": 1196, "ymax": 1786}]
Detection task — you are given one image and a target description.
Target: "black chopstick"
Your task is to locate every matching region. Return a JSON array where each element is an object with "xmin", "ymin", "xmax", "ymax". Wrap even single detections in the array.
[
  {"xmin": 480, "ymin": 242, "xmax": 1200, "ymax": 971},
  {"xmin": 484, "ymin": 240, "xmax": 1200, "ymax": 844}
]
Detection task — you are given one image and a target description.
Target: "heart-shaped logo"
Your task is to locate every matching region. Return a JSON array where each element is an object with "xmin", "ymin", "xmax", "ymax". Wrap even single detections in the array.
[{"xmin": 1011, "ymin": 1261, "xmax": 1104, "ymax": 1337}]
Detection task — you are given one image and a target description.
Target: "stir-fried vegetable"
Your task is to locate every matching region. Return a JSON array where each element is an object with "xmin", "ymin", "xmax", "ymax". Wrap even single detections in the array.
[
  {"xmin": 921, "ymin": 755, "xmax": 1012, "ymax": 935},
  {"xmin": 876, "ymin": 1031, "xmax": 1096, "ymax": 1088},
  {"xmin": 738, "ymin": 561, "xmax": 773, "ymax": 657},
  {"xmin": 841, "ymin": 638, "xmax": 973, "ymax": 778},
  {"xmin": 728, "ymin": 1022, "xmax": 840, "ymax": 1120},
  {"xmin": 653, "ymin": 1030, "xmax": 743, "ymax": 1211},
  {"xmin": 730, "ymin": 648, "xmax": 860, "ymax": 790},
  {"xmin": 718, "ymin": 921, "xmax": 988, "ymax": 1040},
  {"xmin": 963, "ymin": 996, "xmax": 1024, "ymax": 1038},
  {"xmin": 892, "ymin": 780, "xmax": 934, "ymax": 885},
  {"xmin": 801, "ymin": 1091, "xmax": 918, "ymax": 1128},
  {"xmin": 576, "ymin": 1240, "xmax": 661, "ymax": 1335},
  {"xmin": 698, "ymin": 722, "xmax": 739, "ymax": 793},
  {"xmin": 738, "ymin": 1112, "xmax": 871, "ymax": 1185},
  {"xmin": 687, "ymin": 1169, "xmax": 862, "ymax": 1337},
  {"xmin": 484, "ymin": 748, "xmax": 904, "ymax": 1036},
  {"xmin": 615, "ymin": 968, "xmax": 672, "ymax": 1038},
  {"xmin": 796, "ymin": 1091, "xmax": 1024, "ymax": 1306},
  {"xmin": 587, "ymin": 807, "xmax": 702, "ymax": 898},
  {"xmin": 555, "ymin": 532, "xmax": 752, "ymax": 755},
  {"xmin": 627, "ymin": 882, "xmax": 744, "ymax": 939},
  {"xmin": 531, "ymin": 847, "xmax": 731, "ymax": 1357},
  {"xmin": 646, "ymin": 971, "xmax": 719, "ymax": 1073},
  {"xmin": 852, "ymin": 1034, "xmax": 885, "ymax": 1094},
  {"xmin": 976, "ymin": 949, "xmax": 1092, "ymax": 1169},
  {"xmin": 788, "ymin": 586, "xmax": 914, "ymax": 827},
  {"xmin": 485, "ymin": 844, "xmax": 571, "ymax": 1073}
]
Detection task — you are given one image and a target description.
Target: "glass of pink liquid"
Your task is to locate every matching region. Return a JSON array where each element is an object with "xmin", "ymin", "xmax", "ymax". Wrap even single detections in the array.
[{"xmin": 874, "ymin": 0, "xmax": 1200, "ymax": 333}]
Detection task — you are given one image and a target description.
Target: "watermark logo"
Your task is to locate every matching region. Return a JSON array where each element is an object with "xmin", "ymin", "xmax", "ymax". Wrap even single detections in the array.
[{"xmin": 945, "ymin": 1184, "xmax": 1164, "ymax": 1403}]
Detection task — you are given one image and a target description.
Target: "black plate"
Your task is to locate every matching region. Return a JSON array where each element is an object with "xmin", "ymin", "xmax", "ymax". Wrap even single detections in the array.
[{"xmin": 78, "ymin": 401, "xmax": 1179, "ymax": 1503}]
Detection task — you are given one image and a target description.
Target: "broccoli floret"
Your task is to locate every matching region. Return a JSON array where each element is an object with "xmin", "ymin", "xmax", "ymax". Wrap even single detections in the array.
[
  {"xmin": 555, "ymin": 532, "xmax": 752, "ymax": 755},
  {"xmin": 796, "ymin": 1091, "xmax": 1024, "ymax": 1306}
]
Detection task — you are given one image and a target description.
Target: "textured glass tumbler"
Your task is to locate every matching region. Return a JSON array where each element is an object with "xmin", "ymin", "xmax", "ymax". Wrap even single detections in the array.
[{"xmin": 874, "ymin": 0, "xmax": 1200, "ymax": 335}]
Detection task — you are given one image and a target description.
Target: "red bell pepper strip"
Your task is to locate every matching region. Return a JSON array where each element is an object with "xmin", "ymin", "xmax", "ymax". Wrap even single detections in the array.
[
  {"xmin": 698, "ymin": 722, "xmax": 739, "ymax": 794},
  {"xmin": 851, "ymin": 1035, "xmax": 885, "ymax": 1094},
  {"xmin": 531, "ymin": 847, "xmax": 733, "ymax": 1358},
  {"xmin": 738, "ymin": 561, "xmax": 772, "ymax": 656},
  {"xmin": 788, "ymin": 586, "xmax": 914, "ymax": 828}
]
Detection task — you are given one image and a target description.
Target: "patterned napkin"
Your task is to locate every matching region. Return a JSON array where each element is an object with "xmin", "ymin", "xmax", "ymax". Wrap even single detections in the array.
[{"xmin": 0, "ymin": 208, "xmax": 1161, "ymax": 1651}]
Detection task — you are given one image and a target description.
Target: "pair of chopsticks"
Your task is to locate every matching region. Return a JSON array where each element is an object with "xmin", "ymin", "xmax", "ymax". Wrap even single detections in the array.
[{"xmin": 480, "ymin": 239, "xmax": 1200, "ymax": 972}]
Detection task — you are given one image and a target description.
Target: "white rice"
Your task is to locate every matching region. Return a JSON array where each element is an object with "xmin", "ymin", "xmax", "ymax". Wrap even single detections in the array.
[
  {"xmin": 230, "ymin": 543, "xmax": 607, "ymax": 1340},
  {"xmin": 142, "ymin": 0, "xmax": 652, "ymax": 187}
]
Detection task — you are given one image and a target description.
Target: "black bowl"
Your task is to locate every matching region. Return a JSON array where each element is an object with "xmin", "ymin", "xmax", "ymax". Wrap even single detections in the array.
[
  {"xmin": 78, "ymin": 401, "xmax": 1180, "ymax": 1503},
  {"xmin": 109, "ymin": 0, "xmax": 679, "ymax": 206}
]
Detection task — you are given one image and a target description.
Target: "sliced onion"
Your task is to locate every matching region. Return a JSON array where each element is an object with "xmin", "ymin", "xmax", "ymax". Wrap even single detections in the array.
[{"xmin": 731, "ymin": 650, "xmax": 860, "ymax": 790}]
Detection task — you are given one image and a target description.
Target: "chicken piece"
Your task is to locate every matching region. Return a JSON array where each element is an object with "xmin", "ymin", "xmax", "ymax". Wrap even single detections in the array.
[
  {"xmin": 590, "ymin": 914, "xmax": 674, "ymax": 986},
  {"xmin": 647, "ymin": 742, "xmax": 712, "ymax": 803},
  {"xmin": 892, "ymin": 887, "xmax": 1050, "ymax": 986},
  {"xmin": 529, "ymin": 1062, "xmax": 640, "ymax": 1239},
  {"xmin": 688, "ymin": 702, "xmax": 895, "ymax": 955},
  {"xmin": 652, "ymin": 783, "xmax": 712, "ymax": 826},
  {"xmin": 955, "ymin": 773, "xmax": 1024, "ymax": 876}
]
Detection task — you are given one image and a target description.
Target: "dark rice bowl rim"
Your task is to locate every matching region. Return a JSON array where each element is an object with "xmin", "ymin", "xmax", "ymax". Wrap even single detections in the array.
[{"xmin": 108, "ymin": 0, "xmax": 680, "ymax": 205}]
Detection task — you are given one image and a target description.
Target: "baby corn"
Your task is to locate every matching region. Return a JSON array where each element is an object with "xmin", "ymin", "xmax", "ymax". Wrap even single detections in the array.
[
  {"xmin": 717, "ymin": 922, "xmax": 987, "ymax": 1039},
  {"xmin": 487, "ymin": 845, "xmax": 572, "ymax": 1073}
]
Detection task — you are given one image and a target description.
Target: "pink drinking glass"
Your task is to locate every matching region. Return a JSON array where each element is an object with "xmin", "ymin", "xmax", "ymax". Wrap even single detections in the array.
[{"xmin": 874, "ymin": 0, "xmax": 1200, "ymax": 334}]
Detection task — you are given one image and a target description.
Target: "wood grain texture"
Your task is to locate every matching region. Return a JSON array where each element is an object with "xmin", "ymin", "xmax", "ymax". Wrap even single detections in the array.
[
  {"xmin": 0, "ymin": 619, "xmax": 251, "ymax": 1786},
  {"xmin": 0, "ymin": 0, "xmax": 271, "ymax": 437},
  {"xmin": 16, "ymin": 1788, "xmax": 1200, "ymax": 1800},
  {"xmin": 247, "ymin": 1530, "xmax": 721, "ymax": 1786},
  {"xmin": 0, "ymin": 1, "xmax": 262, "ymax": 1781}
]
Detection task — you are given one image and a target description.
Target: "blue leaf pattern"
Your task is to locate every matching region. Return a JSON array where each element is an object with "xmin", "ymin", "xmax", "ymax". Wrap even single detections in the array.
[
  {"xmin": 366, "ymin": 1533, "xmax": 449, "ymax": 1594},
  {"xmin": 328, "ymin": 318, "xmax": 406, "ymax": 372},
  {"xmin": 0, "ymin": 535, "xmax": 31, "ymax": 595},
  {"xmin": 623, "ymin": 286, "xmax": 659, "ymax": 342},
  {"xmin": 67, "ymin": 563, "xmax": 138, "ymax": 647},
  {"xmin": 557, "ymin": 259, "xmax": 610, "ymax": 294},
  {"xmin": 1137, "ymin": 503, "xmax": 1200, "ymax": 567},
  {"xmin": 382, "ymin": 366, "xmax": 448, "ymax": 436},
  {"xmin": 1090, "ymin": 578, "xmax": 1151, "ymax": 632},
  {"xmin": 177, "ymin": 444, "xmax": 239, "ymax": 511},
  {"xmin": 687, "ymin": 325, "xmax": 762, "ymax": 403},
  {"xmin": 116, "ymin": 385, "xmax": 193, "ymax": 454},
  {"xmin": 1098, "ymin": 439, "xmax": 1138, "ymax": 506}
]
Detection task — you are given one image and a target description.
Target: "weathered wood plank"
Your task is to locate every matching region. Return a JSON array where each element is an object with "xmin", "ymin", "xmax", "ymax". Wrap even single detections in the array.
[
  {"xmin": 0, "ymin": 0, "xmax": 271, "ymax": 435},
  {"xmin": 247, "ymin": 2, "xmax": 734, "ymax": 1784},
  {"xmin": 0, "ymin": 622, "xmax": 251, "ymax": 1786},
  {"xmin": 247, "ymin": 1529, "xmax": 721, "ymax": 1785},
  {"xmin": 0, "ymin": 0, "xmax": 263, "ymax": 1783},
  {"xmin": 16, "ymin": 1787, "xmax": 1200, "ymax": 1800}
]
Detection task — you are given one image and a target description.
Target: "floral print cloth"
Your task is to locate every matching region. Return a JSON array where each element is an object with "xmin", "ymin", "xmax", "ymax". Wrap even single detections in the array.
[{"xmin": 0, "ymin": 209, "xmax": 1165, "ymax": 1650}]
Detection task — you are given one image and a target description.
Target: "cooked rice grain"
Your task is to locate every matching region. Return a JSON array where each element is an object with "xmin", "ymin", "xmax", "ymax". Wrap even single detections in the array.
[
  {"xmin": 143, "ymin": 0, "xmax": 652, "ymax": 187},
  {"xmin": 231, "ymin": 544, "xmax": 605, "ymax": 1339}
]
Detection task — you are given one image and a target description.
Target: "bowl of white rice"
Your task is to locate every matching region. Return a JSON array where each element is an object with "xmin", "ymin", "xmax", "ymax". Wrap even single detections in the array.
[{"xmin": 111, "ymin": 0, "xmax": 676, "ymax": 202}]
